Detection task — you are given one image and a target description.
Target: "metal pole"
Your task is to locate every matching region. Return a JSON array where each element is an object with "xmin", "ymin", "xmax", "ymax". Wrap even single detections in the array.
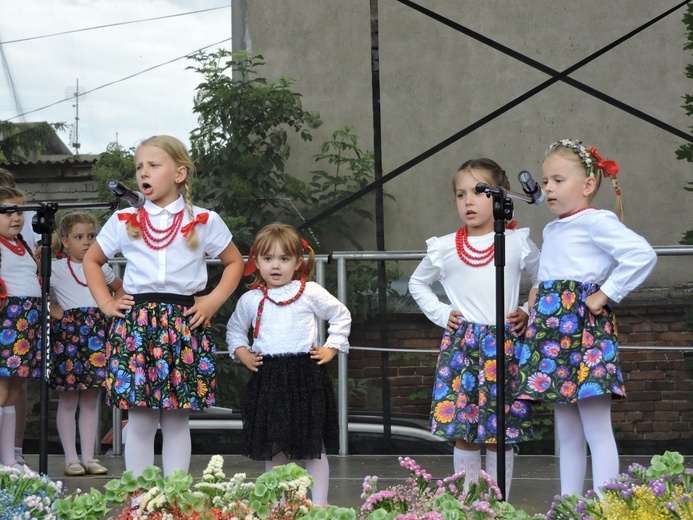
[{"xmin": 337, "ymin": 257, "xmax": 349, "ymax": 455}]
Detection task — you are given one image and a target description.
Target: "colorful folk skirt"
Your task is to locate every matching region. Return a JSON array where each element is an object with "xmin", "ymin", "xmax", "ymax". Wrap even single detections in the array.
[
  {"xmin": 241, "ymin": 353, "xmax": 339, "ymax": 460},
  {"xmin": 515, "ymin": 279, "xmax": 625, "ymax": 404},
  {"xmin": 106, "ymin": 299, "xmax": 217, "ymax": 410},
  {"xmin": 0, "ymin": 296, "xmax": 42, "ymax": 378},
  {"xmin": 50, "ymin": 307, "xmax": 109, "ymax": 391},
  {"xmin": 430, "ymin": 320, "xmax": 533, "ymax": 444}
]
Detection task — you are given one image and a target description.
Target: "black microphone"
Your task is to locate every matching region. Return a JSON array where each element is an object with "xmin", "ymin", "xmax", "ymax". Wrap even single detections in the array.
[
  {"xmin": 107, "ymin": 179, "xmax": 145, "ymax": 208},
  {"xmin": 517, "ymin": 170, "xmax": 545, "ymax": 205}
]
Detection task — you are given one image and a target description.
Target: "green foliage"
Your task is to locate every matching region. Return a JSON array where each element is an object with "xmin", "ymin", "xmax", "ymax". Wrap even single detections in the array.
[
  {"xmin": 89, "ymin": 142, "xmax": 137, "ymax": 226},
  {"xmin": 677, "ymin": 5, "xmax": 693, "ymax": 163},
  {"xmin": 0, "ymin": 121, "xmax": 67, "ymax": 162},
  {"xmin": 187, "ymin": 50, "xmax": 321, "ymax": 251}
]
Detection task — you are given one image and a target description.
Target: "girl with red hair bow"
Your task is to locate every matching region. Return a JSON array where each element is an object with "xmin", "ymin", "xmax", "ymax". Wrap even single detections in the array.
[{"xmin": 226, "ymin": 222, "xmax": 351, "ymax": 507}]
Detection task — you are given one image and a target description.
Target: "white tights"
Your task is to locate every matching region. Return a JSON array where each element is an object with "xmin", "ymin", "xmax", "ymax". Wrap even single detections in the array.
[
  {"xmin": 124, "ymin": 408, "xmax": 191, "ymax": 477},
  {"xmin": 0, "ymin": 406, "xmax": 16, "ymax": 465},
  {"xmin": 265, "ymin": 450, "xmax": 330, "ymax": 506},
  {"xmin": 56, "ymin": 389, "xmax": 100, "ymax": 464},
  {"xmin": 554, "ymin": 395, "xmax": 619, "ymax": 496}
]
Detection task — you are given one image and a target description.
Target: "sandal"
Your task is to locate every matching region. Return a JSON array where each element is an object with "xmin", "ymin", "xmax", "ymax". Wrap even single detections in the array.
[{"xmin": 64, "ymin": 460, "xmax": 86, "ymax": 476}]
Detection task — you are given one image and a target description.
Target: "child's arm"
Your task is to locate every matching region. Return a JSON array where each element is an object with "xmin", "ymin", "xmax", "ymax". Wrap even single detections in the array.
[
  {"xmin": 83, "ymin": 242, "xmax": 134, "ymax": 318},
  {"xmin": 506, "ymin": 308, "xmax": 528, "ymax": 335},
  {"xmin": 409, "ymin": 253, "xmax": 456, "ymax": 329},
  {"xmin": 184, "ymin": 241, "xmax": 244, "ymax": 329},
  {"xmin": 235, "ymin": 346, "xmax": 263, "ymax": 372},
  {"xmin": 49, "ymin": 304, "xmax": 64, "ymax": 321},
  {"xmin": 308, "ymin": 283, "xmax": 351, "ymax": 365},
  {"xmin": 108, "ymin": 275, "xmax": 125, "ymax": 300}
]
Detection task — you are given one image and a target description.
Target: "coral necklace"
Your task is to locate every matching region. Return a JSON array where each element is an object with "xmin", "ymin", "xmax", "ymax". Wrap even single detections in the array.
[
  {"xmin": 559, "ymin": 206, "xmax": 596, "ymax": 219},
  {"xmin": 455, "ymin": 226, "xmax": 494, "ymax": 267},
  {"xmin": 254, "ymin": 279, "xmax": 307, "ymax": 338},
  {"xmin": 0, "ymin": 236, "xmax": 26, "ymax": 256},
  {"xmin": 139, "ymin": 209, "xmax": 184, "ymax": 250},
  {"xmin": 67, "ymin": 257, "xmax": 88, "ymax": 287}
]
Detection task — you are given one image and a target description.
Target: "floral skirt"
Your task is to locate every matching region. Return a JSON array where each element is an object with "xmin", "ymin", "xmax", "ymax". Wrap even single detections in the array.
[
  {"xmin": 515, "ymin": 279, "xmax": 625, "ymax": 404},
  {"xmin": 106, "ymin": 300, "xmax": 216, "ymax": 410},
  {"xmin": 0, "ymin": 296, "xmax": 42, "ymax": 378},
  {"xmin": 241, "ymin": 353, "xmax": 339, "ymax": 460},
  {"xmin": 50, "ymin": 307, "xmax": 109, "ymax": 391},
  {"xmin": 430, "ymin": 320, "xmax": 533, "ymax": 444}
]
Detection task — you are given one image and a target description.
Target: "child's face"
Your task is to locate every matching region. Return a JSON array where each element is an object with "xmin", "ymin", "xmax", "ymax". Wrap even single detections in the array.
[
  {"xmin": 256, "ymin": 243, "xmax": 302, "ymax": 289},
  {"xmin": 135, "ymin": 145, "xmax": 187, "ymax": 207},
  {"xmin": 541, "ymin": 154, "xmax": 596, "ymax": 217},
  {"xmin": 62, "ymin": 222, "xmax": 96, "ymax": 262},
  {"xmin": 454, "ymin": 169, "xmax": 494, "ymax": 234},
  {"xmin": 0, "ymin": 197, "xmax": 24, "ymax": 241}
]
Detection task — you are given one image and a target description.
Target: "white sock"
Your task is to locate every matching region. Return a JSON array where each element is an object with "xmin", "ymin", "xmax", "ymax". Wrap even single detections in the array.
[
  {"xmin": 579, "ymin": 395, "xmax": 620, "ymax": 495},
  {"xmin": 306, "ymin": 454, "xmax": 330, "ymax": 506},
  {"xmin": 124, "ymin": 408, "xmax": 160, "ymax": 477},
  {"xmin": 555, "ymin": 403, "xmax": 587, "ymax": 496},
  {"xmin": 56, "ymin": 392, "xmax": 80, "ymax": 463},
  {"xmin": 453, "ymin": 447, "xmax": 481, "ymax": 491},
  {"xmin": 78, "ymin": 390, "xmax": 101, "ymax": 463},
  {"xmin": 160, "ymin": 409, "xmax": 191, "ymax": 476},
  {"xmin": 0, "ymin": 407, "xmax": 17, "ymax": 465},
  {"xmin": 486, "ymin": 449, "xmax": 514, "ymax": 500}
]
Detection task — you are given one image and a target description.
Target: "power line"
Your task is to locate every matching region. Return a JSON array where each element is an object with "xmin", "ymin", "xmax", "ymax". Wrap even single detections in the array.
[
  {"xmin": 0, "ymin": 5, "xmax": 231, "ymax": 46},
  {"xmin": 4, "ymin": 38, "xmax": 231, "ymax": 121}
]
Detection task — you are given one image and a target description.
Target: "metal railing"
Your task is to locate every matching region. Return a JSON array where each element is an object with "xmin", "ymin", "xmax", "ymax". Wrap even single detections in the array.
[{"xmin": 106, "ymin": 245, "xmax": 692, "ymax": 456}]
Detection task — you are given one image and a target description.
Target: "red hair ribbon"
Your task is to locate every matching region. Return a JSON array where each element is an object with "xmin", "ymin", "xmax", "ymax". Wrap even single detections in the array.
[
  {"xmin": 181, "ymin": 212, "xmax": 209, "ymax": 238},
  {"xmin": 301, "ymin": 238, "xmax": 310, "ymax": 250},
  {"xmin": 505, "ymin": 220, "xmax": 518, "ymax": 230},
  {"xmin": 54, "ymin": 249, "xmax": 67, "ymax": 259},
  {"xmin": 243, "ymin": 246, "xmax": 258, "ymax": 277},
  {"xmin": 589, "ymin": 147, "xmax": 620, "ymax": 178},
  {"xmin": 0, "ymin": 278, "xmax": 7, "ymax": 311},
  {"xmin": 117, "ymin": 211, "xmax": 140, "ymax": 228}
]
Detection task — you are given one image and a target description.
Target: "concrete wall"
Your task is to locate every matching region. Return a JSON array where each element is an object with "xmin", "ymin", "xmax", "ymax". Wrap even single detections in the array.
[{"xmin": 246, "ymin": 1, "xmax": 692, "ymax": 298}]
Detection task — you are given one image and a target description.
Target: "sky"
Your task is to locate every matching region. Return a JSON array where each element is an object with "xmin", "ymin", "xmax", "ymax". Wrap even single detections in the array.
[{"xmin": 0, "ymin": 0, "xmax": 233, "ymax": 155}]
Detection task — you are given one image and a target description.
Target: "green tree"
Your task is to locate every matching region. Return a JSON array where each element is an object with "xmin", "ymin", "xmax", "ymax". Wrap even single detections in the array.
[
  {"xmin": 0, "ymin": 121, "xmax": 67, "ymax": 162},
  {"xmin": 678, "ymin": 5, "xmax": 693, "ymax": 246},
  {"xmin": 90, "ymin": 142, "xmax": 136, "ymax": 225},
  {"xmin": 187, "ymin": 50, "xmax": 321, "ymax": 251}
]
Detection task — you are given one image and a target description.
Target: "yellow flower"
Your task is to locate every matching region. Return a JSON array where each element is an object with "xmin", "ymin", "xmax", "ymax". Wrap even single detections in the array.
[{"xmin": 577, "ymin": 363, "xmax": 589, "ymax": 383}]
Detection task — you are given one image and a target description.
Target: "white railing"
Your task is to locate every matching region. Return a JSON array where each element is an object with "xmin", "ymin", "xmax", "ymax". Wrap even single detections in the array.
[{"xmin": 108, "ymin": 245, "xmax": 693, "ymax": 456}]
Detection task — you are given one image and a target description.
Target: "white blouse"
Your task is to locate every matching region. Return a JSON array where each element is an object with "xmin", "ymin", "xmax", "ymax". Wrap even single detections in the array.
[
  {"xmin": 538, "ymin": 209, "xmax": 657, "ymax": 302},
  {"xmin": 51, "ymin": 258, "xmax": 115, "ymax": 310},
  {"xmin": 408, "ymin": 227, "xmax": 540, "ymax": 328},
  {"xmin": 0, "ymin": 241, "xmax": 41, "ymax": 298},
  {"xmin": 97, "ymin": 197, "xmax": 232, "ymax": 295},
  {"xmin": 226, "ymin": 280, "xmax": 351, "ymax": 359}
]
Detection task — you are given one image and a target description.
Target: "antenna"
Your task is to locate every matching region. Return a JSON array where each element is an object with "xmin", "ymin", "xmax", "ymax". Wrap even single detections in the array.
[{"xmin": 65, "ymin": 79, "xmax": 86, "ymax": 154}]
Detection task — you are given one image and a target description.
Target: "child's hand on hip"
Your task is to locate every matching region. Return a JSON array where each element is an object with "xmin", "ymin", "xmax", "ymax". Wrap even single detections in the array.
[
  {"xmin": 236, "ymin": 347, "xmax": 263, "ymax": 372},
  {"xmin": 446, "ymin": 311, "xmax": 463, "ymax": 333},
  {"xmin": 507, "ymin": 308, "xmax": 529, "ymax": 335},
  {"xmin": 310, "ymin": 345, "xmax": 338, "ymax": 365},
  {"xmin": 586, "ymin": 290, "xmax": 608, "ymax": 316}
]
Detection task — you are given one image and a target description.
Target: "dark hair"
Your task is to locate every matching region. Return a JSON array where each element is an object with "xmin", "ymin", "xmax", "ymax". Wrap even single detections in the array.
[{"xmin": 454, "ymin": 158, "xmax": 510, "ymax": 193}]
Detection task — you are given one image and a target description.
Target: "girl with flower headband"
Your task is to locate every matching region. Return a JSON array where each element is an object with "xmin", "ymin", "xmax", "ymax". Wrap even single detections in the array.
[
  {"xmin": 50, "ymin": 211, "xmax": 124, "ymax": 477},
  {"xmin": 0, "ymin": 185, "xmax": 42, "ymax": 470},
  {"xmin": 516, "ymin": 139, "xmax": 657, "ymax": 496},
  {"xmin": 408, "ymin": 158, "xmax": 540, "ymax": 499},
  {"xmin": 226, "ymin": 222, "xmax": 351, "ymax": 507},
  {"xmin": 83, "ymin": 136, "xmax": 244, "ymax": 490}
]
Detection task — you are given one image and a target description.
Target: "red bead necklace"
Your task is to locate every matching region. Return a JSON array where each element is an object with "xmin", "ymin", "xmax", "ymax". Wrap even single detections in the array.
[
  {"xmin": 67, "ymin": 256, "xmax": 88, "ymax": 287},
  {"xmin": 559, "ymin": 206, "xmax": 596, "ymax": 219},
  {"xmin": 455, "ymin": 226, "xmax": 494, "ymax": 267},
  {"xmin": 0, "ymin": 236, "xmax": 27, "ymax": 256},
  {"xmin": 139, "ymin": 209, "xmax": 184, "ymax": 250},
  {"xmin": 254, "ymin": 279, "xmax": 307, "ymax": 338}
]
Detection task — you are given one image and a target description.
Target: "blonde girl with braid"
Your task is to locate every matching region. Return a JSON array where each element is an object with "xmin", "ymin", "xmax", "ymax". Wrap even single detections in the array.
[
  {"xmin": 83, "ymin": 136, "xmax": 244, "ymax": 493},
  {"xmin": 516, "ymin": 139, "xmax": 657, "ymax": 497},
  {"xmin": 0, "ymin": 186, "xmax": 42, "ymax": 469}
]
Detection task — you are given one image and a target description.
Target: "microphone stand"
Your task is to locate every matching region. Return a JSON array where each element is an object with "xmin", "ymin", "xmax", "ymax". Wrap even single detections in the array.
[
  {"xmin": 0, "ymin": 199, "xmax": 119, "ymax": 475},
  {"xmin": 474, "ymin": 183, "xmax": 532, "ymax": 501}
]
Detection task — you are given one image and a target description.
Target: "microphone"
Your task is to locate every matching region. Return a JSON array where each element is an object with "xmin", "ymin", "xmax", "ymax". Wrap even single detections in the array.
[
  {"xmin": 107, "ymin": 179, "xmax": 145, "ymax": 208},
  {"xmin": 517, "ymin": 170, "xmax": 545, "ymax": 205}
]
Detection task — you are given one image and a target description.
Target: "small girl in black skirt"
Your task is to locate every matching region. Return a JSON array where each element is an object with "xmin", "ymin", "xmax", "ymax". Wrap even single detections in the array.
[{"xmin": 226, "ymin": 222, "xmax": 351, "ymax": 506}]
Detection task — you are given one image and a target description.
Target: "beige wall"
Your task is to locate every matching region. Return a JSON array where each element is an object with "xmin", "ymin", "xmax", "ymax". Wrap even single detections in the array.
[{"xmin": 247, "ymin": 1, "xmax": 692, "ymax": 297}]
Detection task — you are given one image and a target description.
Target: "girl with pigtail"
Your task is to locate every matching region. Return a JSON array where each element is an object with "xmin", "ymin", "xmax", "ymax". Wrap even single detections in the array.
[
  {"xmin": 0, "ymin": 185, "xmax": 42, "ymax": 469},
  {"xmin": 83, "ymin": 136, "xmax": 244, "ymax": 495},
  {"xmin": 516, "ymin": 139, "xmax": 657, "ymax": 496},
  {"xmin": 226, "ymin": 222, "xmax": 351, "ymax": 507}
]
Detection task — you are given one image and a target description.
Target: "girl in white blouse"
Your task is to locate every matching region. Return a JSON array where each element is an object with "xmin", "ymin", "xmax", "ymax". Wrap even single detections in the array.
[
  {"xmin": 226, "ymin": 222, "xmax": 351, "ymax": 507},
  {"xmin": 409, "ymin": 158, "xmax": 540, "ymax": 499},
  {"xmin": 516, "ymin": 139, "xmax": 656, "ymax": 497}
]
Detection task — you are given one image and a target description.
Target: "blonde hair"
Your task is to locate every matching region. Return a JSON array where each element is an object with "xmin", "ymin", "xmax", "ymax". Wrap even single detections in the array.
[
  {"xmin": 128, "ymin": 135, "xmax": 200, "ymax": 248},
  {"xmin": 546, "ymin": 141, "xmax": 624, "ymax": 221},
  {"xmin": 247, "ymin": 222, "xmax": 315, "ymax": 287},
  {"xmin": 0, "ymin": 169, "xmax": 17, "ymax": 188},
  {"xmin": 57, "ymin": 211, "xmax": 98, "ymax": 257}
]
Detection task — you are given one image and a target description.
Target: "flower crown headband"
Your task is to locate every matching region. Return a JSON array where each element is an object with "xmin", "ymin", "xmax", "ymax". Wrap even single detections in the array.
[{"xmin": 549, "ymin": 138, "xmax": 620, "ymax": 182}]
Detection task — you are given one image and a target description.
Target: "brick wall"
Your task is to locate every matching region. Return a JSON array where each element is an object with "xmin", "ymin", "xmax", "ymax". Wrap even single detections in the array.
[{"xmin": 338, "ymin": 302, "xmax": 693, "ymax": 453}]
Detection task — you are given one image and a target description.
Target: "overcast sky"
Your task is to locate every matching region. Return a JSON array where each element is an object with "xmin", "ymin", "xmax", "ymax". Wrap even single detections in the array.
[{"xmin": 0, "ymin": 0, "xmax": 232, "ymax": 155}]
